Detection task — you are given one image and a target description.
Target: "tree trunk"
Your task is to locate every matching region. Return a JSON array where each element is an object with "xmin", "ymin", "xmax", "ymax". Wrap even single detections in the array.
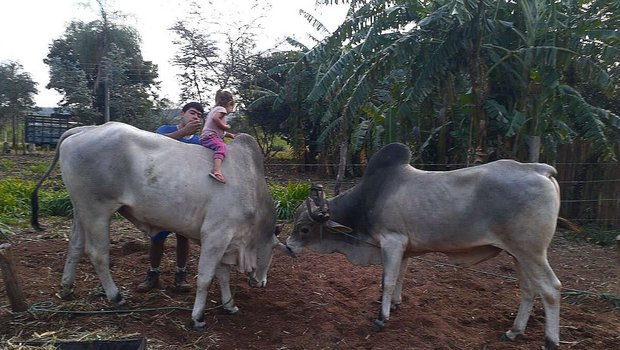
[
  {"xmin": 334, "ymin": 141, "xmax": 348, "ymax": 195},
  {"xmin": 11, "ymin": 114, "xmax": 17, "ymax": 155},
  {"xmin": 104, "ymin": 81, "xmax": 110, "ymax": 123},
  {"xmin": 0, "ymin": 243, "xmax": 29, "ymax": 312},
  {"xmin": 527, "ymin": 135, "xmax": 541, "ymax": 163}
]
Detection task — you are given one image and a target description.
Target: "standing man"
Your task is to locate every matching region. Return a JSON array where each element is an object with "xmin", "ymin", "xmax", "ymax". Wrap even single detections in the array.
[{"xmin": 136, "ymin": 102, "xmax": 204, "ymax": 292}]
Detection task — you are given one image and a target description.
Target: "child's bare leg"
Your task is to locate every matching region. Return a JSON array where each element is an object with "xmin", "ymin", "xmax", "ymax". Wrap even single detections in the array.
[{"xmin": 212, "ymin": 158, "xmax": 223, "ymax": 174}]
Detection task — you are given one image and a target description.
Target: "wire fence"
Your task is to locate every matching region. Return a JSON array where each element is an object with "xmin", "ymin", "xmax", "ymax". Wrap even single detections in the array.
[{"xmin": 265, "ymin": 160, "xmax": 620, "ymax": 228}]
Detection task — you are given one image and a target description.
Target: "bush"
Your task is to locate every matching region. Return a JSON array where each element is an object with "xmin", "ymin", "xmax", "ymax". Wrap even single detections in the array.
[
  {"xmin": 0, "ymin": 178, "xmax": 35, "ymax": 225},
  {"xmin": 270, "ymin": 182, "xmax": 310, "ymax": 221},
  {"xmin": 563, "ymin": 225, "xmax": 620, "ymax": 247},
  {"xmin": 40, "ymin": 192, "xmax": 73, "ymax": 217}
]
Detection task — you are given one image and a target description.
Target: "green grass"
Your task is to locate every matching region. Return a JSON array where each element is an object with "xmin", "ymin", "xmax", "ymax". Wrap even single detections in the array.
[
  {"xmin": 39, "ymin": 191, "xmax": 73, "ymax": 217},
  {"xmin": 0, "ymin": 158, "xmax": 15, "ymax": 171},
  {"xmin": 0, "ymin": 221, "xmax": 15, "ymax": 242},
  {"xmin": 0, "ymin": 177, "xmax": 73, "ymax": 229},
  {"xmin": 563, "ymin": 224, "xmax": 619, "ymax": 247},
  {"xmin": 270, "ymin": 182, "xmax": 311, "ymax": 221},
  {"xmin": 0, "ymin": 178, "xmax": 36, "ymax": 225},
  {"xmin": 24, "ymin": 163, "xmax": 51, "ymax": 177}
]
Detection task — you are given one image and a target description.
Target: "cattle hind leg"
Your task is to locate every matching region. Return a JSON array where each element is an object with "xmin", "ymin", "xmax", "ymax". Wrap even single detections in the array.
[
  {"xmin": 60, "ymin": 219, "xmax": 85, "ymax": 300},
  {"xmin": 60, "ymin": 214, "xmax": 125, "ymax": 306},
  {"xmin": 505, "ymin": 254, "xmax": 561, "ymax": 350},
  {"xmin": 82, "ymin": 215, "xmax": 125, "ymax": 306}
]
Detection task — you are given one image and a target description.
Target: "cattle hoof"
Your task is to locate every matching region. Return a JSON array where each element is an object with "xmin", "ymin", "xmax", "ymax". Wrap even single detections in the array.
[
  {"xmin": 372, "ymin": 319, "xmax": 385, "ymax": 332},
  {"xmin": 58, "ymin": 291, "xmax": 74, "ymax": 301},
  {"xmin": 224, "ymin": 305, "xmax": 240, "ymax": 315},
  {"xmin": 193, "ymin": 320, "xmax": 206, "ymax": 331},
  {"xmin": 111, "ymin": 294, "xmax": 127, "ymax": 307},
  {"xmin": 544, "ymin": 337, "xmax": 559, "ymax": 350},
  {"xmin": 59, "ymin": 285, "xmax": 74, "ymax": 300},
  {"xmin": 500, "ymin": 331, "xmax": 521, "ymax": 342},
  {"xmin": 114, "ymin": 300, "xmax": 128, "ymax": 309},
  {"xmin": 247, "ymin": 276, "xmax": 266, "ymax": 288}
]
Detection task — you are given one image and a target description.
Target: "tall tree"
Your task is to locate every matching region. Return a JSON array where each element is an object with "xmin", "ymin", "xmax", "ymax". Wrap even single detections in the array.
[
  {"xmin": 0, "ymin": 61, "xmax": 38, "ymax": 153},
  {"xmin": 169, "ymin": 0, "xmax": 268, "ymax": 104},
  {"xmin": 45, "ymin": 1, "xmax": 159, "ymax": 127}
]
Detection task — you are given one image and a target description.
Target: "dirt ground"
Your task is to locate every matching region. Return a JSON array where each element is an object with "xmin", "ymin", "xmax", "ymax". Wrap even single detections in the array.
[{"xmin": 0, "ymin": 153, "xmax": 619, "ymax": 349}]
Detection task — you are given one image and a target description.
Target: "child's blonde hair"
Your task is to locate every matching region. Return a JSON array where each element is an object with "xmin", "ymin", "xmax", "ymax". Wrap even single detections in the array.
[{"xmin": 215, "ymin": 90, "xmax": 234, "ymax": 108}]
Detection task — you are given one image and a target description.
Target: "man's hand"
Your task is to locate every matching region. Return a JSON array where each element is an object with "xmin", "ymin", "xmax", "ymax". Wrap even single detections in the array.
[{"xmin": 180, "ymin": 117, "xmax": 202, "ymax": 136}]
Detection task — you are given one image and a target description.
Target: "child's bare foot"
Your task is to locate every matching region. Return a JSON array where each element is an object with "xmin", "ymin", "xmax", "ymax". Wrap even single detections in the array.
[{"xmin": 209, "ymin": 172, "xmax": 226, "ymax": 183}]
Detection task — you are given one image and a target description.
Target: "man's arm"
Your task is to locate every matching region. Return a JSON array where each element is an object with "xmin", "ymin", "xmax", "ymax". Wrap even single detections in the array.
[{"xmin": 160, "ymin": 118, "xmax": 202, "ymax": 140}]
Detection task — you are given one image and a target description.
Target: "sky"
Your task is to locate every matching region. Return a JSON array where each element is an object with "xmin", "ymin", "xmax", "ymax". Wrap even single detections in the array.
[{"xmin": 0, "ymin": 0, "xmax": 348, "ymax": 107}]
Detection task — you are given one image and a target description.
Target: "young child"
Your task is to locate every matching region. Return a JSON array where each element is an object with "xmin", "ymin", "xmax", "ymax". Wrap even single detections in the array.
[{"xmin": 200, "ymin": 90, "xmax": 236, "ymax": 183}]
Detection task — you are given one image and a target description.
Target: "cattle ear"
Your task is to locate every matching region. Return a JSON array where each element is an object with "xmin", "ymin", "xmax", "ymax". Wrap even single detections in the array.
[{"xmin": 326, "ymin": 220, "xmax": 353, "ymax": 234}]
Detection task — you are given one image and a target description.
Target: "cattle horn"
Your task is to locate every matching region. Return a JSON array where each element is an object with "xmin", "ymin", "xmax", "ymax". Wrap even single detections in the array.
[{"xmin": 306, "ymin": 183, "xmax": 330, "ymax": 223}]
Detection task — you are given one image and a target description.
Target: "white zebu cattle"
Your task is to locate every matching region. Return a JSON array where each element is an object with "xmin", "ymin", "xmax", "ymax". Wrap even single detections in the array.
[
  {"xmin": 31, "ymin": 122, "xmax": 289, "ymax": 329},
  {"xmin": 286, "ymin": 143, "xmax": 562, "ymax": 349}
]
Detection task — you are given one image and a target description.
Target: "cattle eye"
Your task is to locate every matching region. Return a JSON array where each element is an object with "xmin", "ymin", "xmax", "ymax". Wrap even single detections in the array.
[{"xmin": 300, "ymin": 227, "xmax": 310, "ymax": 235}]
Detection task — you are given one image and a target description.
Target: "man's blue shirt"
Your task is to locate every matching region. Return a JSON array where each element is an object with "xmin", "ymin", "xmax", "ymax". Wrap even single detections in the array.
[{"xmin": 156, "ymin": 125, "xmax": 200, "ymax": 144}]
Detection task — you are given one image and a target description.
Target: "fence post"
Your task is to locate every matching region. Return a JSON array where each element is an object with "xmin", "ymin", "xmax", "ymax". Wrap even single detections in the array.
[
  {"xmin": 617, "ymin": 234, "xmax": 620, "ymax": 297},
  {"xmin": 0, "ymin": 243, "xmax": 29, "ymax": 312}
]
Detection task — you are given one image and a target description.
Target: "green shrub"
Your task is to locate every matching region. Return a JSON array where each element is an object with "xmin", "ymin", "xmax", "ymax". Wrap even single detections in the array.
[
  {"xmin": 40, "ymin": 191, "xmax": 73, "ymax": 217},
  {"xmin": 270, "ymin": 182, "xmax": 310, "ymax": 221},
  {"xmin": 0, "ymin": 178, "xmax": 35, "ymax": 224}
]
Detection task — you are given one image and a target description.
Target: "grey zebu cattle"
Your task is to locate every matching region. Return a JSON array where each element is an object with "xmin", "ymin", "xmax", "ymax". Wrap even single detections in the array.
[
  {"xmin": 31, "ymin": 122, "xmax": 289, "ymax": 329},
  {"xmin": 286, "ymin": 143, "xmax": 562, "ymax": 350}
]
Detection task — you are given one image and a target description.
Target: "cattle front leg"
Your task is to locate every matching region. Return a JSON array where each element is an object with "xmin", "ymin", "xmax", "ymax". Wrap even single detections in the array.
[
  {"xmin": 192, "ymin": 233, "xmax": 230, "ymax": 330},
  {"xmin": 215, "ymin": 263, "xmax": 239, "ymax": 315},
  {"xmin": 390, "ymin": 258, "xmax": 409, "ymax": 311},
  {"xmin": 373, "ymin": 234, "xmax": 408, "ymax": 332}
]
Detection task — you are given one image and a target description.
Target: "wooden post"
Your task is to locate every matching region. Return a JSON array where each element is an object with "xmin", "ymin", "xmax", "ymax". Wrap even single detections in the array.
[
  {"xmin": 0, "ymin": 243, "xmax": 28, "ymax": 312},
  {"xmin": 617, "ymin": 234, "xmax": 620, "ymax": 297}
]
